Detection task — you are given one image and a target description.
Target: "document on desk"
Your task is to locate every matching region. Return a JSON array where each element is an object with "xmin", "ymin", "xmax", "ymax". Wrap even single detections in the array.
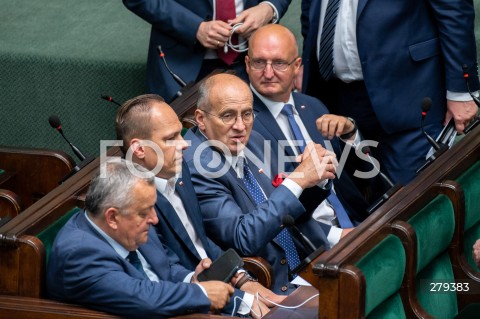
[{"xmin": 291, "ymin": 276, "xmax": 311, "ymax": 286}]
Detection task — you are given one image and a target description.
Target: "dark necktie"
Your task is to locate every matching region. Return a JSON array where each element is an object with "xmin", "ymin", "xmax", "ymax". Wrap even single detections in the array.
[
  {"xmin": 127, "ymin": 250, "xmax": 148, "ymax": 279},
  {"xmin": 318, "ymin": 0, "xmax": 341, "ymax": 80},
  {"xmin": 215, "ymin": 0, "xmax": 239, "ymax": 65},
  {"xmin": 239, "ymin": 157, "xmax": 301, "ymax": 271},
  {"xmin": 281, "ymin": 103, "xmax": 353, "ymax": 228}
]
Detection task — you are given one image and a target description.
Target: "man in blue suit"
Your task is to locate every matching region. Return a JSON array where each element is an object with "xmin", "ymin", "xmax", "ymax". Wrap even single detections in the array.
[
  {"xmin": 123, "ymin": 0, "xmax": 292, "ymax": 102},
  {"xmin": 184, "ymin": 73, "xmax": 337, "ymax": 294},
  {"xmin": 46, "ymin": 160, "xmax": 233, "ymax": 318},
  {"xmin": 245, "ymin": 24, "xmax": 374, "ymax": 246},
  {"xmin": 301, "ymin": 0, "xmax": 479, "ymax": 184},
  {"xmin": 114, "ymin": 94, "xmax": 284, "ymax": 316}
]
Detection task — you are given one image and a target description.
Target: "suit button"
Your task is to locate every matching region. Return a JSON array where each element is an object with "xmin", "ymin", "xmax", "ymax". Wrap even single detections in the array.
[
  {"xmin": 281, "ymin": 286, "xmax": 288, "ymax": 292},
  {"xmin": 280, "ymin": 258, "xmax": 287, "ymax": 265}
]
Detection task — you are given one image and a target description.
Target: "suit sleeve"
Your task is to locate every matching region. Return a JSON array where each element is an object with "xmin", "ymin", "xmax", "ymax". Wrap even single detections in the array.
[
  {"xmin": 52, "ymin": 241, "xmax": 210, "ymax": 318},
  {"xmin": 428, "ymin": 0, "xmax": 479, "ymax": 91},
  {"xmin": 189, "ymin": 165, "xmax": 308, "ymax": 256},
  {"xmin": 123, "ymin": 0, "xmax": 204, "ymax": 47}
]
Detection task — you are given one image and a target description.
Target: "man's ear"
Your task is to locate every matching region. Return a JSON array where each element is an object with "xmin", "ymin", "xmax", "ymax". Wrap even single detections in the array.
[
  {"xmin": 195, "ymin": 109, "xmax": 206, "ymax": 131},
  {"xmin": 129, "ymin": 138, "xmax": 145, "ymax": 159},
  {"xmin": 105, "ymin": 207, "xmax": 120, "ymax": 230}
]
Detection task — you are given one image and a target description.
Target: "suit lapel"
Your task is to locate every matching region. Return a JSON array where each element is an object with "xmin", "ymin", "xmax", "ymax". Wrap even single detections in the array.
[
  {"xmin": 357, "ymin": 0, "xmax": 369, "ymax": 19},
  {"xmin": 155, "ymin": 189, "xmax": 202, "ymax": 261},
  {"xmin": 294, "ymin": 95, "xmax": 327, "ymax": 148}
]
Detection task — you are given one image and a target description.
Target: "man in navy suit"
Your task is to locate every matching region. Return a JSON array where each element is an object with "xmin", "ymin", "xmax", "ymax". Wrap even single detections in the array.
[
  {"xmin": 184, "ymin": 73, "xmax": 337, "ymax": 294},
  {"xmin": 301, "ymin": 0, "xmax": 479, "ymax": 184},
  {"xmin": 122, "ymin": 0, "xmax": 291, "ymax": 102},
  {"xmin": 114, "ymin": 94, "xmax": 284, "ymax": 316},
  {"xmin": 47, "ymin": 160, "xmax": 233, "ymax": 318},
  {"xmin": 245, "ymin": 24, "xmax": 374, "ymax": 246}
]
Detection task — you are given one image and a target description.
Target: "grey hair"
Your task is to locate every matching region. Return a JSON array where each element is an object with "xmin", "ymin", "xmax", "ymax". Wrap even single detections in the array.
[
  {"xmin": 196, "ymin": 78, "xmax": 212, "ymax": 112},
  {"xmin": 85, "ymin": 159, "xmax": 155, "ymax": 217}
]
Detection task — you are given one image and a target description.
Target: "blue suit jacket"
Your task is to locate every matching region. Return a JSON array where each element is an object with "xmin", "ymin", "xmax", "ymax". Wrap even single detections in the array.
[
  {"xmin": 183, "ymin": 126, "xmax": 330, "ymax": 294},
  {"xmin": 301, "ymin": 0, "xmax": 479, "ymax": 134},
  {"xmin": 46, "ymin": 211, "xmax": 211, "ymax": 318},
  {"xmin": 123, "ymin": 0, "xmax": 292, "ymax": 102},
  {"xmin": 252, "ymin": 92, "xmax": 371, "ymax": 225},
  {"xmin": 153, "ymin": 163, "xmax": 243, "ymax": 314}
]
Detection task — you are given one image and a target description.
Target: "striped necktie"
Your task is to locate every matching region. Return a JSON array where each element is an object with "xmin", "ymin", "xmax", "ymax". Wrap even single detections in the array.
[{"xmin": 318, "ymin": 0, "xmax": 341, "ymax": 80}]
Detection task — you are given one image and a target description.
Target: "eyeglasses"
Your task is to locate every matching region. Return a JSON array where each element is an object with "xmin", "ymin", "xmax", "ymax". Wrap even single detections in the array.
[
  {"xmin": 248, "ymin": 57, "xmax": 299, "ymax": 71},
  {"xmin": 200, "ymin": 109, "xmax": 256, "ymax": 125}
]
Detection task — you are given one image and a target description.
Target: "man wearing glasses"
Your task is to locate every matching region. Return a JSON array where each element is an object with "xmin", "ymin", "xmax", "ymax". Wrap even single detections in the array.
[
  {"xmin": 246, "ymin": 24, "xmax": 374, "ymax": 247},
  {"xmin": 184, "ymin": 73, "xmax": 335, "ymax": 294}
]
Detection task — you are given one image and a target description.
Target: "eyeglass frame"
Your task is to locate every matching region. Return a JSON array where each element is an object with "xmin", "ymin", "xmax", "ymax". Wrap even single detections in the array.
[
  {"xmin": 199, "ymin": 109, "xmax": 256, "ymax": 125},
  {"xmin": 247, "ymin": 56, "xmax": 300, "ymax": 72}
]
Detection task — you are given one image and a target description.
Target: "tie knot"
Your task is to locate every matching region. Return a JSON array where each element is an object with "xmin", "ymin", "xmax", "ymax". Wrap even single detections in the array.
[
  {"xmin": 281, "ymin": 104, "xmax": 295, "ymax": 117},
  {"xmin": 127, "ymin": 251, "xmax": 140, "ymax": 263}
]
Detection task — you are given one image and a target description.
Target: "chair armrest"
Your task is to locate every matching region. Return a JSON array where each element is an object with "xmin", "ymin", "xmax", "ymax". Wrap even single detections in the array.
[{"xmin": 0, "ymin": 189, "xmax": 22, "ymax": 219}]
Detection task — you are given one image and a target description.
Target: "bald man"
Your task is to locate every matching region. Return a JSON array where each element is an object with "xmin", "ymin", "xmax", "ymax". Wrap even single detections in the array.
[
  {"xmin": 184, "ymin": 73, "xmax": 335, "ymax": 294},
  {"xmin": 246, "ymin": 24, "xmax": 375, "ymax": 246}
]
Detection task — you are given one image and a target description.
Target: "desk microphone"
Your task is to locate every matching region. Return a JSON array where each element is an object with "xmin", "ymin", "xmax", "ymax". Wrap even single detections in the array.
[
  {"xmin": 362, "ymin": 146, "xmax": 402, "ymax": 214},
  {"xmin": 48, "ymin": 115, "xmax": 86, "ymax": 162},
  {"xmin": 157, "ymin": 45, "xmax": 187, "ymax": 88},
  {"xmin": 462, "ymin": 64, "xmax": 480, "ymax": 107},
  {"xmin": 416, "ymin": 97, "xmax": 448, "ymax": 174},
  {"xmin": 101, "ymin": 95, "xmax": 122, "ymax": 106}
]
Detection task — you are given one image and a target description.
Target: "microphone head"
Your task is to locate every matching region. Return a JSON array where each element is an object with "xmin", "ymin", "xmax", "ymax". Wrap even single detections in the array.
[
  {"xmin": 282, "ymin": 215, "xmax": 295, "ymax": 227},
  {"xmin": 48, "ymin": 115, "xmax": 61, "ymax": 130},
  {"xmin": 157, "ymin": 45, "xmax": 164, "ymax": 56},
  {"xmin": 421, "ymin": 97, "xmax": 432, "ymax": 113}
]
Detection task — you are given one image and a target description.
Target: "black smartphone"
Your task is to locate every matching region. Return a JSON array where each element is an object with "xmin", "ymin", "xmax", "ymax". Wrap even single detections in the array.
[{"xmin": 197, "ymin": 248, "xmax": 244, "ymax": 283}]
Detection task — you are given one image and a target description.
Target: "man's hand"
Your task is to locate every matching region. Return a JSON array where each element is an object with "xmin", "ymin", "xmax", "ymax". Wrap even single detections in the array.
[
  {"xmin": 445, "ymin": 100, "xmax": 478, "ymax": 133},
  {"xmin": 240, "ymin": 280, "xmax": 286, "ymax": 307},
  {"xmin": 250, "ymin": 298, "xmax": 270, "ymax": 319},
  {"xmin": 473, "ymin": 239, "xmax": 480, "ymax": 267},
  {"xmin": 288, "ymin": 142, "xmax": 337, "ymax": 189},
  {"xmin": 198, "ymin": 281, "xmax": 234, "ymax": 311},
  {"xmin": 316, "ymin": 115, "xmax": 356, "ymax": 140},
  {"xmin": 196, "ymin": 21, "xmax": 233, "ymax": 49},
  {"xmin": 191, "ymin": 258, "xmax": 212, "ymax": 283},
  {"xmin": 228, "ymin": 3, "xmax": 274, "ymax": 39},
  {"xmin": 340, "ymin": 228, "xmax": 354, "ymax": 239}
]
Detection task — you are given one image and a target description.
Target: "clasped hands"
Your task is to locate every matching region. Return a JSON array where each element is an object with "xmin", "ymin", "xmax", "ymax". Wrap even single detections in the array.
[{"xmin": 196, "ymin": 3, "xmax": 274, "ymax": 50}]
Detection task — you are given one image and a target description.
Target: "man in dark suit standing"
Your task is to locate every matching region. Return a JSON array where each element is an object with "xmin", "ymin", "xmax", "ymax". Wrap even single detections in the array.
[
  {"xmin": 115, "ymin": 94, "xmax": 283, "ymax": 316},
  {"xmin": 301, "ymin": 0, "xmax": 479, "ymax": 184},
  {"xmin": 122, "ymin": 0, "xmax": 292, "ymax": 102},
  {"xmin": 184, "ymin": 73, "xmax": 337, "ymax": 294},
  {"xmin": 47, "ymin": 160, "xmax": 233, "ymax": 318},
  {"xmin": 246, "ymin": 24, "xmax": 372, "ymax": 246}
]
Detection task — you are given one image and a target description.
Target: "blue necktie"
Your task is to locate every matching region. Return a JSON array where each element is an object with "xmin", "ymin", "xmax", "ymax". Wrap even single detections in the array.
[
  {"xmin": 239, "ymin": 158, "xmax": 301, "ymax": 271},
  {"xmin": 318, "ymin": 0, "xmax": 340, "ymax": 80},
  {"xmin": 127, "ymin": 250, "xmax": 148, "ymax": 279},
  {"xmin": 281, "ymin": 103, "xmax": 353, "ymax": 229}
]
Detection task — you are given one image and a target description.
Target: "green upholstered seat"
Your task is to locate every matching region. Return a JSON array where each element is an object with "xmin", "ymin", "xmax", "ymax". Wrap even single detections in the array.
[
  {"xmin": 355, "ymin": 234, "xmax": 407, "ymax": 318},
  {"xmin": 456, "ymin": 161, "xmax": 480, "ymax": 271},
  {"xmin": 37, "ymin": 207, "xmax": 81, "ymax": 265},
  {"xmin": 408, "ymin": 194, "xmax": 457, "ymax": 319}
]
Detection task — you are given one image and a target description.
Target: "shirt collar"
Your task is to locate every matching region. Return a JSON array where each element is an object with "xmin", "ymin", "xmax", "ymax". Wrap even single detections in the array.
[
  {"xmin": 250, "ymin": 85, "xmax": 296, "ymax": 119},
  {"xmin": 154, "ymin": 176, "xmax": 177, "ymax": 196},
  {"xmin": 85, "ymin": 210, "xmax": 130, "ymax": 259}
]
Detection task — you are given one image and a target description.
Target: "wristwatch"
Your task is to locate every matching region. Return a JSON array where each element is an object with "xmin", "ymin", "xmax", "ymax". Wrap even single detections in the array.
[{"xmin": 340, "ymin": 117, "xmax": 357, "ymax": 140}]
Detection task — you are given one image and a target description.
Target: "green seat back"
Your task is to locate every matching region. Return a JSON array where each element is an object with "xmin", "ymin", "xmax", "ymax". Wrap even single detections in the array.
[
  {"xmin": 355, "ymin": 234, "xmax": 406, "ymax": 317},
  {"xmin": 37, "ymin": 207, "xmax": 80, "ymax": 265},
  {"xmin": 408, "ymin": 194, "xmax": 457, "ymax": 319},
  {"xmin": 456, "ymin": 161, "xmax": 480, "ymax": 271}
]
